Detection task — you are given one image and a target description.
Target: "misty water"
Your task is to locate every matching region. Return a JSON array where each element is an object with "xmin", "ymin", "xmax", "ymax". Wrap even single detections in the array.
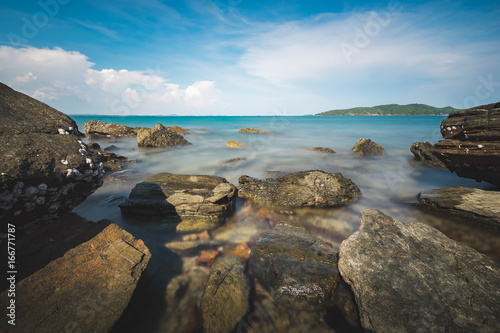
[{"xmin": 72, "ymin": 115, "xmax": 500, "ymax": 332}]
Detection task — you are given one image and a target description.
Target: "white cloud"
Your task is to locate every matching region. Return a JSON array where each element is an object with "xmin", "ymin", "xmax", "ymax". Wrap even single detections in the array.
[{"xmin": 0, "ymin": 46, "xmax": 221, "ymax": 115}]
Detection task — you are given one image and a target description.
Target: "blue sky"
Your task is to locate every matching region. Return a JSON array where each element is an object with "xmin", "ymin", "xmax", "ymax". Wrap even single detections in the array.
[{"xmin": 0, "ymin": 0, "xmax": 499, "ymax": 115}]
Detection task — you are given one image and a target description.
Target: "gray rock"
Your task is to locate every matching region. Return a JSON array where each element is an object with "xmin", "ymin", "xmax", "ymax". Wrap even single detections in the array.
[
  {"xmin": 352, "ymin": 138, "xmax": 385, "ymax": 156},
  {"xmin": 83, "ymin": 119, "xmax": 142, "ymax": 137},
  {"xmin": 201, "ymin": 255, "xmax": 250, "ymax": 333},
  {"xmin": 250, "ymin": 221, "xmax": 340, "ymax": 310},
  {"xmin": 410, "ymin": 141, "xmax": 446, "ymax": 168},
  {"xmin": 137, "ymin": 123, "xmax": 191, "ymax": 147},
  {"xmin": 120, "ymin": 173, "xmax": 237, "ymax": 232},
  {"xmin": 238, "ymin": 170, "xmax": 361, "ymax": 208},
  {"xmin": 338, "ymin": 209, "xmax": 500, "ymax": 333},
  {"xmin": 418, "ymin": 187, "xmax": 500, "ymax": 229}
]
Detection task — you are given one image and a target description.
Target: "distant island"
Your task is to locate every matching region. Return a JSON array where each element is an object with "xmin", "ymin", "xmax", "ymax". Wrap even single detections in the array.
[{"xmin": 316, "ymin": 104, "xmax": 457, "ymax": 116}]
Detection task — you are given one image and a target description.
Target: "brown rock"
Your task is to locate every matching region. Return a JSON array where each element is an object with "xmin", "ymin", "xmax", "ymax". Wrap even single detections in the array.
[
  {"xmin": 226, "ymin": 140, "xmax": 243, "ymax": 149},
  {"xmin": 239, "ymin": 128, "xmax": 271, "ymax": 134},
  {"xmin": 137, "ymin": 123, "xmax": 191, "ymax": 148},
  {"xmin": 83, "ymin": 119, "xmax": 142, "ymax": 137},
  {"xmin": 305, "ymin": 147, "xmax": 336, "ymax": 154},
  {"xmin": 352, "ymin": 138, "xmax": 385, "ymax": 156},
  {"xmin": 410, "ymin": 141, "xmax": 446, "ymax": 168},
  {"xmin": 196, "ymin": 249, "xmax": 220, "ymax": 267}
]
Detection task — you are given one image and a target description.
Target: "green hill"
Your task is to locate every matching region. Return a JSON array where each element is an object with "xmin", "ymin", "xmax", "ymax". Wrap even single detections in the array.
[{"xmin": 316, "ymin": 104, "xmax": 457, "ymax": 116}]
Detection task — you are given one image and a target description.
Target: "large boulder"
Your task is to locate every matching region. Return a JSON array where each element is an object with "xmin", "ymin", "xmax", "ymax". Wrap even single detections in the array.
[
  {"xmin": 137, "ymin": 123, "xmax": 191, "ymax": 147},
  {"xmin": 0, "ymin": 214, "xmax": 151, "ymax": 333},
  {"xmin": 238, "ymin": 170, "xmax": 361, "ymax": 208},
  {"xmin": 410, "ymin": 141, "xmax": 446, "ymax": 168},
  {"xmin": 120, "ymin": 173, "xmax": 237, "ymax": 232},
  {"xmin": 418, "ymin": 187, "xmax": 500, "ymax": 229},
  {"xmin": 0, "ymin": 83, "xmax": 105, "ymax": 225},
  {"xmin": 250, "ymin": 221, "xmax": 340, "ymax": 310},
  {"xmin": 338, "ymin": 209, "xmax": 500, "ymax": 333},
  {"xmin": 352, "ymin": 138, "xmax": 385, "ymax": 156},
  {"xmin": 432, "ymin": 102, "xmax": 500, "ymax": 186},
  {"xmin": 201, "ymin": 255, "xmax": 250, "ymax": 333},
  {"xmin": 83, "ymin": 119, "xmax": 142, "ymax": 137}
]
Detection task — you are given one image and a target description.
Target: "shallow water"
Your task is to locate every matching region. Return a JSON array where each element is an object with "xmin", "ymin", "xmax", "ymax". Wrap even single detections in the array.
[{"xmin": 72, "ymin": 115, "xmax": 500, "ymax": 332}]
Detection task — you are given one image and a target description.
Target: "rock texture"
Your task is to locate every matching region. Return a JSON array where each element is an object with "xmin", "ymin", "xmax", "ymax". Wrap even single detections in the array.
[
  {"xmin": 432, "ymin": 102, "xmax": 500, "ymax": 186},
  {"xmin": 410, "ymin": 141, "xmax": 446, "ymax": 168},
  {"xmin": 83, "ymin": 119, "xmax": 142, "ymax": 137},
  {"xmin": 250, "ymin": 221, "xmax": 340, "ymax": 310},
  {"xmin": 238, "ymin": 170, "xmax": 361, "ymax": 208},
  {"xmin": 201, "ymin": 255, "xmax": 250, "ymax": 333},
  {"xmin": 339, "ymin": 209, "xmax": 500, "ymax": 333},
  {"xmin": 239, "ymin": 128, "xmax": 270, "ymax": 134},
  {"xmin": 137, "ymin": 123, "xmax": 191, "ymax": 148},
  {"xmin": 120, "ymin": 173, "xmax": 237, "ymax": 232},
  {"xmin": 0, "ymin": 218, "xmax": 151, "ymax": 333},
  {"xmin": 305, "ymin": 147, "xmax": 335, "ymax": 154},
  {"xmin": 0, "ymin": 83, "xmax": 105, "ymax": 225},
  {"xmin": 352, "ymin": 138, "xmax": 385, "ymax": 156},
  {"xmin": 418, "ymin": 187, "xmax": 500, "ymax": 229}
]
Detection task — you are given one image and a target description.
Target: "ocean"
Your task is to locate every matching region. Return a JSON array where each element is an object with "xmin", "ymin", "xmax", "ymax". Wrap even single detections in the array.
[{"xmin": 71, "ymin": 115, "xmax": 499, "ymax": 332}]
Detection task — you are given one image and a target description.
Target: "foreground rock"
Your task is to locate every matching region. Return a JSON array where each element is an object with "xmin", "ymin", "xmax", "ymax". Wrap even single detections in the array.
[
  {"xmin": 352, "ymin": 138, "xmax": 385, "ymax": 156},
  {"xmin": 83, "ymin": 119, "xmax": 142, "ymax": 137},
  {"xmin": 201, "ymin": 255, "xmax": 250, "ymax": 333},
  {"xmin": 238, "ymin": 170, "xmax": 361, "ymax": 208},
  {"xmin": 339, "ymin": 209, "xmax": 500, "ymax": 333},
  {"xmin": 432, "ymin": 102, "xmax": 500, "ymax": 186},
  {"xmin": 0, "ymin": 215, "xmax": 151, "ymax": 333},
  {"xmin": 239, "ymin": 128, "xmax": 270, "ymax": 133},
  {"xmin": 137, "ymin": 123, "xmax": 191, "ymax": 147},
  {"xmin": 0, "ymin": 83, "xmax": 105, "ymax": 225},
  {"xmin": 250, "ymin": 221, "xmax": 340, "ymax": 310},
  {"xmin": 418, "ymin": 187, "xmax": 500, "ymax": 229},
  {"xmin": 410, "ymin": 141, "xmax": 446, "ymax": 168},
  {"xmin": 120, "ymin": 173, "xmax": 237, "ymax": 232}
]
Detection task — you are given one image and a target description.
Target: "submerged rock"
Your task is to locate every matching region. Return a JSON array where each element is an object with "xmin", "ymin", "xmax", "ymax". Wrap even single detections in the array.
[
  {"xmin": 238, "ymin": 170, "xmax": 361, "ymax": 208},
  {"xmin": 226, "ymin": 140, "xmax": 243, "ymax": 149},
  {"xmin": 338, "ymin": 209, "xmax": 500, "ymax": 333},
  {"xmin": 418, "ymin": 187, "xmax": 500, "ymax": 229},
  {"xmin": 201, "ymin": 255, "xmax": 250, "ymax": 333},
  {"xmin": 305, "ymin": 147, "xmax": 336, "ymax": 154},
  {"xmin": 137, "ymin": 123, "xmax": 191, "ymax": 148},
  {"xmin": 239, "ymin": 128, "xmax": 270, "ymax": 134},
  {"xmin": 352, "ymin": 138, "xmax": 385, "ymax": 156},
  {"xmin": 410, "ymin": 141, "xmax": 446, "ymax": 168},
  {"xmin": 120, "ymin": 173, "xmax": 237, "ymax": 232},
  {"xmin": 83, "ymin": 119, "xmax": 142, "ymax": 137},
  {"xmin": 165, "ymin": 239, "xmax": 224, "ymax": 255},
  {"xmin": 250, "ymin": 221, "xmax": 340, "ymax": 310}
]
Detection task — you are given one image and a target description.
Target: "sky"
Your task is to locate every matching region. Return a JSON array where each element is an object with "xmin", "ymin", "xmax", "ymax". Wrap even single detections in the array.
[{"xmin": 0, "ymin": 0, "xmax": 499, "ymax": 116}]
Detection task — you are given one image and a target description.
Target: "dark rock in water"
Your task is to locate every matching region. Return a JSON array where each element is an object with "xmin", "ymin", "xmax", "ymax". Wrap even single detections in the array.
[
  {"xmin": 137, "ymin": 123, "xmax": 191, "ymax": 147},
  {"xmin": 418, "ymin": 187, "xmax": 500, "ymax": 230},
  {"xmin": 103, "ymin": 144, "xmax": 119, "ymax": 151},
  {"xmin": 0, "ymin": 83, "xmax": 105, "ymax": 225},
  {"xmin": 432, "ymin": 102, "xmax": 500, "ymax": 186},
  {"xmin": 250, "ymin": 221, "xmax": 340, "ymax": 310},
  {"xmin": 201, "ymin": 255, "xmax": 250, "ymax": 333},
  {"xmin": 238, "ymin": 170, "xmax": 361, "ymax": 208},
  {"xmin": 120, "ymin": 173, "xmax": 237, "ymax": 232},
  {"xmin": 305, "ymin": 147, "xmax": 336, "ymax": 154},
  {"xmin": 0, "ymin": 214, "xmax": 151, "ymax": 333},
  {"xmin": 338, "ymin": 209, "xmax": 500, "ymax": 333},
  {"xmin": 352, "ymin": 138, "xmax": 385, "ymax": 156},
  {"xmin": 410, "ymin": 141, "xmax": 446, "ymax": 168},
  {"xmin": 83, "ymin": 119, "xmax": 142, "ymax": 137},
  {"xmin": 239, "ymin": 128, "xmax": 270, "ymax": 134}
]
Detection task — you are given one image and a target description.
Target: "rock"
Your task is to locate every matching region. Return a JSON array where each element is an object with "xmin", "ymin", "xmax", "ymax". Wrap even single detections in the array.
[
  {"xmin": 238, "ymin": 170, "xmax": 361, "ymax": 208},
  {"xmin": 201, "ymin": 255, "xmax": 250, "ymax": 333},
  {"xmin": 418, "ymin": 187, "xmax": 500, "ymax": 229},
  {"xmin": 167, "ymin": 125, "xmax": 192, "ymax": 135},
  {"xmin": 196, "ymin": 249, "xmax": 220, "ymax": 267},
  {"xmin": 165, "ymin": 240, "xmax": 224, "ymax": 255},
  {"xmin": 250, "ymin": 221, "xmax": 340, "ymax": 310},
  {"xmin": 432, "ymin": 102, "xmax": 500, "ymax": 186},
  {"xmin": 352, "ymin": 138, "xmax": 385, "ymax": 156},
  {"xmin": 410, "ymin": 141, "xmax": 446, "ymax": 168},
  {"xmin": 120, "ymin": 173, "xmax": 237, "ymax": 232},
  {"xmin": 239, "ymin": 128, "xmax": 271, "ymax": 134},
  {"xmin": 137, "ymin": 123, "xmax": 191, "ymax": 148},
  {"xmin": 226, "ymin": 140, "xmax": 243, "ymax": 149},
  {"xmin": 222, "ymin": 243, "xmax": 252, "ymax": 260},
  {"xmin": 305, "ymin": 147, "xmax": 336, "ymax": 154},
  {"xmin": 211, "ymin": 215, "xmax": 270, "ymax": 245},
  {"xmin": 0, "ymin": 83, "xmax": 105, "ymax": 225},
  {"xmin": 338, "ymin": 209, "xmax": 500, "ymax": 333},
  {"xmin": 83, "ymin": 119, "xmax": 142, "ymax": 137},
  {"xmin": 0, "ymin": 216, "xmax": 151, "ymax": 333}
]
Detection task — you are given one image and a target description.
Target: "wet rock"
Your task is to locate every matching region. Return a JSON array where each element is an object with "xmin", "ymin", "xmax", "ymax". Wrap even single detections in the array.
[
  {"xmin": 250, "ymin": 221, "xmax": 340, "ymax": 310},
  {"xmin": 167, "ymin": 125, "xmax": 192, "ymax": 135},
  {"xmin": 226, "ymin": 140, "xmax": 243, "ymax": 149},
  {"xmin": 432, "ymin": 102, "xmax": 500, "ymax": 185},
  {"xmin": 201, "ymin": 255, "xmax": 250, "ymax": 333},
  {"xmin": 238, "ymin": 170, "xmax": 361, "ymax": 208},
  {"xmin": 338, "ymin": 209, "xmax": 500, "ymax": 333},
  {"xmin": 305, "ymin": 147, "xmax": 336, "ymax": 154},
  {"xmin": 212, "ymin": 215, "xmax": 270, "ymax": 245},
  {"xmin": 137, "ymin": 123, "xmax": 191, "ymax": 148},
  {"xmin": 120, "ymin": 173, "xmax": 237, "ymax": 232},
  {"xmin": 0, "ymin": 83, "xmax": 105, "ymax": 225},
  {"xmin": 239, "ymin": 128, "xmax": 270, "ymax": 134},
  {"xmin": 410, "ymin": 141, "xmax": 446, "ymax": 168},
  {"xmin": 83, "ymin": 119, "xmax": 142, "ymax": 137},
  {"xmin": 165, "ymin": 239, "xmax": 224, "ymax": 255},
  {"xmin": 196, "ymin": 249, "xmax": 220, "ymax": 267},
  {"xmin": 352, "ymin": 138, "xmax": 385, "ymax": 156},
  {"xmin": 0, "ymin": 217, "xmax": 151, "ymax": 333},
  {"xmin": 418, "ymin": 187, "xmax": 500, "ymax": 229},
  {"xmin": 222, "ymin": 243, "xmax": 252, "ymax": 260}
]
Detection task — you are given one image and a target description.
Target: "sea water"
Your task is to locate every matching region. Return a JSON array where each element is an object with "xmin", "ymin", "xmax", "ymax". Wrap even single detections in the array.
[{"xmin": 71, "ymin": 115, "xmax": 500, "ymax": 332}]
